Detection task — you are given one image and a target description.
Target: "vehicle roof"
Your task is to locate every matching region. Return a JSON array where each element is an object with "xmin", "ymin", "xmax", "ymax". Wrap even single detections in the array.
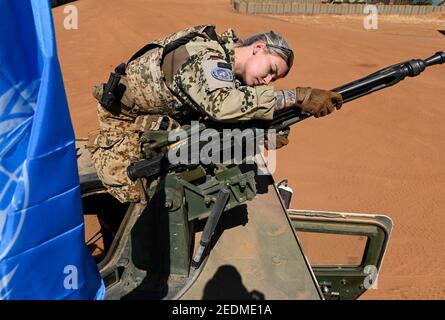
[{"xmin": 182, "ymin": 171, "xmax": 322, "ymax": 300}]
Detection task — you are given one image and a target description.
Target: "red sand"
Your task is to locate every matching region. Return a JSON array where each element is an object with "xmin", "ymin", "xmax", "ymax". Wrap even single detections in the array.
[{"xmin": 53, "ymin": 0, "xmax": 445, "ymax": 299}]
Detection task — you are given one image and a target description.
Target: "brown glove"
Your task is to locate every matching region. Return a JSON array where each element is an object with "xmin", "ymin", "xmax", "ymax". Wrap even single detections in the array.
[{"xmin": 296, "ymin": 87, "xmax": 343, "ymax": 118}]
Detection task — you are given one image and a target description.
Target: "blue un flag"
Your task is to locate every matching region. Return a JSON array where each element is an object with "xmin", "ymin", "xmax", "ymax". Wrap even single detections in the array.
[{"xmin": 0, "ymin": 0, "xmax": 104, "ymax": 299}]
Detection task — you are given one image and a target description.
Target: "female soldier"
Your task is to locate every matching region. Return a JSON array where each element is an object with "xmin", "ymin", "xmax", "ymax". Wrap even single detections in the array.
[{"xmin": 89, "ymin": 25, "xmax": 342, "ymax": 203}]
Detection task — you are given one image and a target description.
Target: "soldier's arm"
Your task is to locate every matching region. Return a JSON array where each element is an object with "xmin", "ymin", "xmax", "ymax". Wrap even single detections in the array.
[{"xmin": 170, "ymin": 52, "xmax": 278, "ymax": 122}]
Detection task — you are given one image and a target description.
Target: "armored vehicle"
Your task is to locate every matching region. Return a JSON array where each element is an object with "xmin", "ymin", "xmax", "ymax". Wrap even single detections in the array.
[
  {"xmin": 78, "ymin": 51, "xmax": 444, "ymax": 300},
  {"xmin": 77, "ymin": 141, "xmax": 392, "ymax": 300}
]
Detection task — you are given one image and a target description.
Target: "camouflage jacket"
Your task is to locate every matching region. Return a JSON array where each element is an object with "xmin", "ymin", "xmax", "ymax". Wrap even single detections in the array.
[
  {"xmin": 122, "ymin": 25, "xmax": 276, "ymax": 124},
  {"xmin": 168, "ymin": 26, "xmax": 276, "ymax": 122}
]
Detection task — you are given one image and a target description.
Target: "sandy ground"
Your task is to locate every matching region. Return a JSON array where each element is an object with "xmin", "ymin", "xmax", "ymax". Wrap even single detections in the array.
[{"xmin": 52, "ymin": 0, "xmax": 445, "ymax": 299}]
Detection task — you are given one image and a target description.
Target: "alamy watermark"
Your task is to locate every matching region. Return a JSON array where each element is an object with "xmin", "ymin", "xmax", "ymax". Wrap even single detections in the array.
[
  {"xmin": 63, "ymin": 265, "xmax": 78, "ymax": 290},
  {"xmin": 363, "ymin": 5, "xmax": 379, "ymax": 30},
  {"xmin": 63, "ymin": 4, "xmax": 78, "ymax": 30},
  {"xmin": 166, "ymin": 121, "xmax": 278, "ymax": 175}
]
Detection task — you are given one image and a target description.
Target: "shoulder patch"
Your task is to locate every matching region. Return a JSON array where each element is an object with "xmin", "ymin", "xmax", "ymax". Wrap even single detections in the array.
[
  {"xmin": 211, "ymin": 67, "xmax": 233, "ymax": 82},
  {"xmin": 202, "ymin": 58, "xmax": 235, "ymax": 92}
]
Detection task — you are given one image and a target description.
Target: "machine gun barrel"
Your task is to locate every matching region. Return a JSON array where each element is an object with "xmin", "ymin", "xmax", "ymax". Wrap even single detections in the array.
[
  {"xmin": 270, "ymin": 51, "xmax": 445, "ymax": 132},
  {"xmin": 332, "ymin": 51, "xmax": 445, "ymax": 103}
]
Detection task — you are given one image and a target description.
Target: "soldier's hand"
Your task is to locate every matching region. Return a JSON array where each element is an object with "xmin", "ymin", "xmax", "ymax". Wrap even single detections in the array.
[{"xmin": 296, "ymin": 87, "xmax": 343, "ymax": 118}]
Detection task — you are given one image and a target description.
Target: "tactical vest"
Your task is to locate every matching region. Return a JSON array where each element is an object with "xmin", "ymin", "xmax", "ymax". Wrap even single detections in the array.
[{"xmin": 95, "ymin": 25, "xmax": 231, "ymax": 123}]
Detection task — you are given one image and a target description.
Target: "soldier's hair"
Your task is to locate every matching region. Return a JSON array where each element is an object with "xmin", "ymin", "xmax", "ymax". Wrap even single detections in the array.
[{"xmin": 235, "ymin": 31, "xmax": 294, "ymax": 75}]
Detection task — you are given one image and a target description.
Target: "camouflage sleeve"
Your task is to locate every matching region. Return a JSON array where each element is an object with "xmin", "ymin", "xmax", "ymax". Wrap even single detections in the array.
[
  {"xmin": 274, "ymin": 89, "xmax": 297, "ymax": 111},
  {"xmin": 170, "ymin": 52, "xmax": 276, "ymax": 122}
]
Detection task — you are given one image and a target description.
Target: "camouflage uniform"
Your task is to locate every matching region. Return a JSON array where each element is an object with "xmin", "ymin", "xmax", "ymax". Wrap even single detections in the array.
[{"xmin": 89, "ymin": 25, "xmax": 278, "ymax": 203}]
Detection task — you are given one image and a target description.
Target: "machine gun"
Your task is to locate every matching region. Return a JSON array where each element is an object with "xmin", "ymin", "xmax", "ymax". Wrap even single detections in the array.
[{"xmin": 128, "ymin": 51, "xmax": 445, "ymax": 181}]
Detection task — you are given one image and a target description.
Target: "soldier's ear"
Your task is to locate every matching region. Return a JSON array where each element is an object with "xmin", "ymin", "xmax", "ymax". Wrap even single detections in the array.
[{"xmin": 252, "ymin": 41, "xmax": 267, "ymax": 55}]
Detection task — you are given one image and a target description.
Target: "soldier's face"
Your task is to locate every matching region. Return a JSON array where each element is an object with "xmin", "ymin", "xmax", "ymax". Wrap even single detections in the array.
[{"xmin": 242, "ymin": 43, "xmax": 289, "ymax": 86}]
